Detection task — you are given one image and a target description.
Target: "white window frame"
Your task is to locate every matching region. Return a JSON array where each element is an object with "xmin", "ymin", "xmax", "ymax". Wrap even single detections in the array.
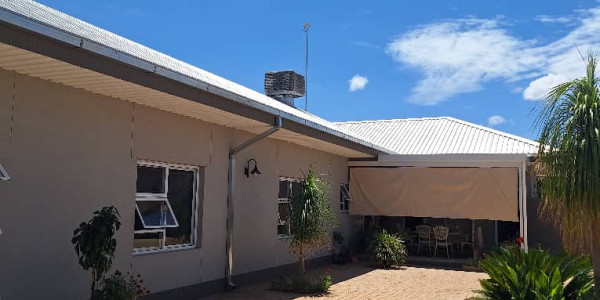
[
  {"xmin": 277, "ymin": 177, "xmax": 300, "ymax": 239},
  {"xmin": 135, "ymin": 195, "xmax": 179, "ymax": 229},
  {"xmin": 0, "ymin": 163, "xmax": 10, "ymax": 181},
  {"xmin": 133, "ymin": 160, "xmax": 199, "ymax": 255},
  {"xmin": 340, "ymin": 183, "xmax": 351, "ymax": 213}
]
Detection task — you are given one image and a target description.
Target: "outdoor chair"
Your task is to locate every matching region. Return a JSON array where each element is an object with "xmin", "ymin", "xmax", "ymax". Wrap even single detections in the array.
[
  {"xmin": 415, "ymin": 225, "xmax": 432, "ymax": 255},
  {"xmin": 433, "ymin": 226, "xmax": 453, "ymax": 258},
  {"xmin": 461, "ymin": 233, "xmax": 474, "ymax": 255}
]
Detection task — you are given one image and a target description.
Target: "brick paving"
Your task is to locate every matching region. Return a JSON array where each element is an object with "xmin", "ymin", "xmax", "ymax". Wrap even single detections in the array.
[{"xmin": 203, "ymin": 263, "xmax": 487, "ymax": 300}]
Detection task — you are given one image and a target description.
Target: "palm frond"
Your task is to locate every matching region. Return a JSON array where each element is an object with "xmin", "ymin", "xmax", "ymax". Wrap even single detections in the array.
[{"xmin": 534, "ymin": 53, "xmax": 600, "ymax": 251}]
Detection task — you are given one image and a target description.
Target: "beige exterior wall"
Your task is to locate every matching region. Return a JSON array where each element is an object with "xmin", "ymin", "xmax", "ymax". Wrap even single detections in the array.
[{"xmin": 0, "ymin": 69, "xmax": 354, "ymax": 299}]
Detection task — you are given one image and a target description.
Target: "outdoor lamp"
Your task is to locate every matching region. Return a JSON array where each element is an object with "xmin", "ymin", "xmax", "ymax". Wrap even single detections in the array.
[{"xmin": 245, "ymin": 159, "xmax": 261, "ymax": 178}]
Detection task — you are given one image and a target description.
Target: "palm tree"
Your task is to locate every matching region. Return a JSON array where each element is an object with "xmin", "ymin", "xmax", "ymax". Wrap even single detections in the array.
[{"xmin": 535, "ymin": 53, "xmax": 600, "ymax": 296}]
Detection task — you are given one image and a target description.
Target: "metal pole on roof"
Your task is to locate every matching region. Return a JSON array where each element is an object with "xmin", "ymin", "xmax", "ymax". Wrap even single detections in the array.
[{"xmin": 303, "ymin": 22, "xmax": 310, "ymax": 111}]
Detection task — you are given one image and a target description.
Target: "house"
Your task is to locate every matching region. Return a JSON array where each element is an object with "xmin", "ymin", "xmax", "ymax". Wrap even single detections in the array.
[{"xmin": 0, "ymin": 1, "xmax": 559, "ymax": 299}]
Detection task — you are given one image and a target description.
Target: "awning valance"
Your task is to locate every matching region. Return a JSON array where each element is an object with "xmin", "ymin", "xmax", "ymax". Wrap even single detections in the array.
[{"xmin": 349, "ymin": 167, "xmax": 519, "ymax": 222}]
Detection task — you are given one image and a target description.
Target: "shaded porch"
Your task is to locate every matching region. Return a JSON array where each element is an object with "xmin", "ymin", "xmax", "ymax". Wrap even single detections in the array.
[
  {"xmin": 347, "ymin": 154, "xmax": 530, "ymax": 265},
  {"xmin": 366, "ymin": 216, "xmax": 519, "ymax": 263}
]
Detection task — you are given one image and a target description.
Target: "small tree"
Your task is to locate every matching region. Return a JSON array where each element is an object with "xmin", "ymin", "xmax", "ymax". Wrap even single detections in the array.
[
  {"xmin": 72, "ymin": 206, "xmax": 121, "ymax": 296},
  {"xmin": 289, "ymin": 168, "xmax": 338, "ymax": 274}
]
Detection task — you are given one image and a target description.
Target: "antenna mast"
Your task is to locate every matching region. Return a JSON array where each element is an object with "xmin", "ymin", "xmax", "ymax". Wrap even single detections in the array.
[{"xmin": 303, "ymin": 22, "xmax": 310, "ymax": 111}]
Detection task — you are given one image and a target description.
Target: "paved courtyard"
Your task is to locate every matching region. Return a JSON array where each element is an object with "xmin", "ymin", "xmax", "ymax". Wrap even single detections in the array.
[{"xmin": 203, "ymin": 263, "xmax": 487, "ymax": 300}]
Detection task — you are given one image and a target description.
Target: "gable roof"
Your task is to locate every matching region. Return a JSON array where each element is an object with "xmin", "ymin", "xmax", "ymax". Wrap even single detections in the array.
[
  {"xmin": 335, "ymin": 117, "xmax": 539, "ymax": 155},
  {"xmin": 0, "ymin": 0, "xmax": 393, "ymax": 158}
]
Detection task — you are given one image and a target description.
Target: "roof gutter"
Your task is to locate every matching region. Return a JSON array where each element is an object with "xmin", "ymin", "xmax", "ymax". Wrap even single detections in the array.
[
  {"xmin": 225, "ymin": 116, "xmax": 282, "ymax": 288},
  {"xmin": 0, "ymin": 7, "xmax": 392, "ymax": 157}
]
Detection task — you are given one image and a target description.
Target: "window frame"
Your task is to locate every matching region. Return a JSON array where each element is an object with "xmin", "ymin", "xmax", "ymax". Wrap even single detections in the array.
[
  {"xmin": 340, "ymin": 183, "xmax": 351, "ymax": 213},
  {"xmin": 277, "ymin": 177, "xmax": 301, "ymax": 239},
  {"xmin": 0, "ymin": 163, "xmax": 10, "ymax": 181},
  {"xmin": 134, "ymin": 195, "xmax": 179, "ymax": 229},
  {"xmin": 133, "ymin": 160, "xmax": 199, "ymax": 255}
]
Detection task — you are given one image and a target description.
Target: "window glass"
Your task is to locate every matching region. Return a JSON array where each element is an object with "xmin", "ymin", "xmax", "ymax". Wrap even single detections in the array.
[
  {"xmin": 136, "ymin": 200, "xmax": 178, "ymax": 228},
  {"xmin": 277, "ymin": 224, "xmax": 290, "ymax": 236},
  {"xmin": 0, "ymin": 163, "xmax": 9, "ymax": 180},
  {"xmin": 278, "ymin": 178, "xmax": 300, "ymax": 238},
  {"xmin": 340, "ymin": 184, "xmax": 350, "ymax": 212},
  {"xmin": 278, "ymin": 180, "xmax": 288, "ymax": 199},
  {"xmin": 291, "ymin": 182, "xmax": 302, "ymax": 199},
  {"xmin": 278, "ymin": 202, "xmax": 291, "ymax": 224},
  {"xmin": 133, "ymin": 232, "xmax": 163, "ymax": 249},
  {"xmin": 166, "ymin": 169, "xmax": 195, "ymax": 246},
  {"xmin": 136, "ymin": 166, "xmax": 165, "ymax": 194},
  {"xmin": 134, "ymin": 163, "xmax": 198, "ymax": 253}
]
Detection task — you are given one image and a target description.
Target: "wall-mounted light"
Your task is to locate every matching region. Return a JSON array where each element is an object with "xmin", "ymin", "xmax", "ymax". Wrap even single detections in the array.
[
  {"xmin": 244, "ymin": 159, "xmax": 261, "ymax": 178},
  {"xmin": 0, "ymin": 163, "xmax": 10, "ymax": 181}
]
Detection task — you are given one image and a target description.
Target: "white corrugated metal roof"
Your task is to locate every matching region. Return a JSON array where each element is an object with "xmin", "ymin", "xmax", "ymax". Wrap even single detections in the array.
[
  {"xmin": 336, "ymin": 117, "xmax": 539, "ymax": 155},
  {"xmin": 0, "ymin": 0, "xmax": 393, "ymax": 157}
]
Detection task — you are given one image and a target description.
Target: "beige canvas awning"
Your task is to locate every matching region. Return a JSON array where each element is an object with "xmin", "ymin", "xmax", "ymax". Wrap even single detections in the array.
[{"xmin": 349, "ymin": 167, "xmax": 519, "ymax": 221}]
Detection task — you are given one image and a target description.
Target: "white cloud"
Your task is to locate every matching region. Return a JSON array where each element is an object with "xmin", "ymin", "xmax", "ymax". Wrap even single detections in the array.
[
  {"xmin": 535, "ymin": 15, "xmax": 571, "ymax": 24},
  {"xmin": 386, "ymin": 8, "xmax": 600, "ymax": 105},
  {"xmin": 488, "ymin": 115, "xmax": 506, "ymax": 126},
  {"xmin": 523, "ymin": 73, "xmax": 567, "ymax": 100},
  {"xmin": 349, "ymin": 74, "xmax": 368, "ymax": 92}
]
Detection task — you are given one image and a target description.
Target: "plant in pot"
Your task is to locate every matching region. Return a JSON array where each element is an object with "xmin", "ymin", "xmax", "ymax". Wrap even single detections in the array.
[{"xmin": 332, "ymin": 231, "xmax": 346, "ymax": 264}]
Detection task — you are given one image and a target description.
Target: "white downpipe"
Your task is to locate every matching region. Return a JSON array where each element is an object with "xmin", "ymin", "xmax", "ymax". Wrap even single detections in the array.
[
  {"xmin": 522, "ymin": 161, "xmax": 528, "ymax": 251},
  {"xmin": 225, "ymin": 116, "xmax": 282, "ymax": 288},
  {"xmin": 518, "ymin": 161, "xmax": 528, "ymax": 251}
]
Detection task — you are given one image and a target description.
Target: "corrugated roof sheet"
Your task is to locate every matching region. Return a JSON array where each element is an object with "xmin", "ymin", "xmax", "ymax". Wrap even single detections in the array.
[
  {"xmin": 0, "ymin": 0, "xmax": 393, "ymax": 156},
  {"xmin": 335, "ymin": 117, "xmax": 539, "ymax": 155}
]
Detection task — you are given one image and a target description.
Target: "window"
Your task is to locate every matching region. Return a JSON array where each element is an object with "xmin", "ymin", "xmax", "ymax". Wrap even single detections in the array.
[
  {"xmin": 134, "ymin": 161, "xmax": 198, "ymax": 253},
  {"xmin": 278, "ymin": 177, "xmax": 301, "ymax": 238},
  {"xmin": 0, "ymin": 163, "xmax": 10, "ymax": 181},
  {"xmin": 340, "ymin": 183, "xmax": 350, "ymax": 212}
]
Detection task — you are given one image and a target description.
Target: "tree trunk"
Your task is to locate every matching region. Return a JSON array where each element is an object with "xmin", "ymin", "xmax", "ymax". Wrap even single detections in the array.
[
  {"xmin": 592, "ymin": 234, "xmax": 600, "ymax": 300},
  {"xmin": 299, "ymin": 243, "xmax": 306, "ymax": 275}
]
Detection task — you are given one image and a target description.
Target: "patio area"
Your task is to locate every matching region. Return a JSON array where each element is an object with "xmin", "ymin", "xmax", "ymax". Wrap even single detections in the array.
[{"xmin": 202, "ymin": 263, "xmax": 487, "ymax": 300}]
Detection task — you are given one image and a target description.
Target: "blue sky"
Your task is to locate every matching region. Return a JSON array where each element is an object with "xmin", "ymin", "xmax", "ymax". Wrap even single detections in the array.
[{"xmin": 37, "ymin": 0, "xmax": 600, "ymax": 139}]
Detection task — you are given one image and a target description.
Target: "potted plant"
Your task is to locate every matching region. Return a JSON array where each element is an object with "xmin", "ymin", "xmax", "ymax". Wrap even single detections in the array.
[{"xmin": 332, "ymin": 231, "xmax": 346, "ymax": 264}]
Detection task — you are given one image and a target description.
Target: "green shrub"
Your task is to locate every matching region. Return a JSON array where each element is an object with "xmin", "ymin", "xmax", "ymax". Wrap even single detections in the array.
[
  {"xmin": 476, "ymin": 246, "xmax": 594, "ymax": 300},
  {"xmin": 92, "ymin": 271, "xmax": 149, "ymax": 300},
  {"xmin": 319, "ymin": 269, "xmax": 333, "ymax": 292},
  {"xmin": 367, "ymin": 230, "xmax": 407, "ymax": 268},
  {"xmin": 271, "ymin": 269, "xmax": 333, "ymax": 294},
  {"xmin": 72, "ymin": 206, "xmax": 121, "ymax": 295}
]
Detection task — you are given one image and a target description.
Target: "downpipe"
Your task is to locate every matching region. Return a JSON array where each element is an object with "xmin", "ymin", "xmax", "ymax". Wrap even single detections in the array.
[{"xmin": 225, "ymin": 116, "xmax": 282, "ymax": 288}]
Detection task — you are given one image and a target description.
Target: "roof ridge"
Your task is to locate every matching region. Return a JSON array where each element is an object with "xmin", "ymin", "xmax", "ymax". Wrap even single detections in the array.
[
  {"xmin": 442, "ymin": 117, "xmax": 539, "ymax": 146},
  {"xmin": 335, "ymin": 116, "xmax": 448, "ymax": 124}
]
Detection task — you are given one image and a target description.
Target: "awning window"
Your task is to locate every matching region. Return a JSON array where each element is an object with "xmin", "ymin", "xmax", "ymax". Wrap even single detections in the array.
[
  {"xmin": 135, "ymin": 195, "xmax": 179, "ymax": 228},
  {"xmin": 0, "ymin": 163, "xmax": 10, "ymax": 181}
]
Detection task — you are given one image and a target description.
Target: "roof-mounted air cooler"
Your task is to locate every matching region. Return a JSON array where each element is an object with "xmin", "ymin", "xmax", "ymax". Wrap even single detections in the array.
[{"xmin": 264, "ymin": 71, "xmax": 305, "ymax": 107}]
